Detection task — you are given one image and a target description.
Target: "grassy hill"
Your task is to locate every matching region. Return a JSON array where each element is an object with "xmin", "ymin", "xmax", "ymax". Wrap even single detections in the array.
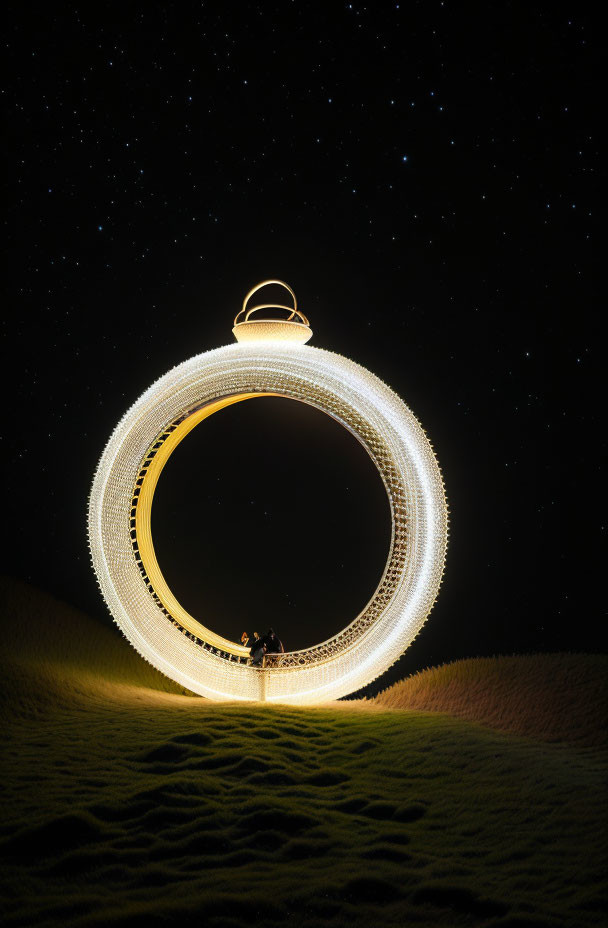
[
  {"xmin": 372, "ymin": 653, "xmax": 608, "ymax": 748},
  {"xmin": 1, "ymin": 577, "xmax": 606, "ymax": 928}
]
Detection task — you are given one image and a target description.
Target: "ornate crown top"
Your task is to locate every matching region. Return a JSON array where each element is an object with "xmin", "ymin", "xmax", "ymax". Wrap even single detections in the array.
[{"xmin": 232, "ymin": 279, "xmax": 312, "ymax": 344}]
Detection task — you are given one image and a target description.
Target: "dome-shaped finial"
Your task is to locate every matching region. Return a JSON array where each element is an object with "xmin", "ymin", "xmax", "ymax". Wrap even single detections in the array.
[{"xmin": 232, "ymin": 280, "xmax": 312, "ymax": 344}]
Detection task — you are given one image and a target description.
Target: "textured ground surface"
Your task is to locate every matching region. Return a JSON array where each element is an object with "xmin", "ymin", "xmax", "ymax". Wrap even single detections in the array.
[{"xmin": 1, "ymin": 578, "xmax": 606, "ymax": 928}]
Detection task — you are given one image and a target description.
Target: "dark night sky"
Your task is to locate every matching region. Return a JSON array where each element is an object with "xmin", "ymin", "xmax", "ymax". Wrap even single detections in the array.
[{"xmin": 4, "ymin": 4, "xmax": 602, "ymax": 694}]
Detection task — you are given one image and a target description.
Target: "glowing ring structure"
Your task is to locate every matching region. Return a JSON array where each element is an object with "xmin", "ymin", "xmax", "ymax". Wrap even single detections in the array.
[{"xmin": 88, "ymin": 343, "xmax": 448, "ymax": 704}]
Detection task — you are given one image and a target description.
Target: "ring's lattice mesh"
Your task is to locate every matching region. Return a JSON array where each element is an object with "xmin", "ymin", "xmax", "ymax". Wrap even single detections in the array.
[{"xmin": 88, "ymin": 343, "xmax": 448, "ymax": 703}]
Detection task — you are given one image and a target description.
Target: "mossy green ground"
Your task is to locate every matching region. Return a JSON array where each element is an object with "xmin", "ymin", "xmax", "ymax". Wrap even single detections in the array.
[{"xmin": 1, "ymin": 579, "xmax": 606, "ymax": 928}]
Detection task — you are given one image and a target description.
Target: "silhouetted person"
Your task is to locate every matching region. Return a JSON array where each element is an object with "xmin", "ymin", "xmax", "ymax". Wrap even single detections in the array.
[
  {"xmin": 248, "ymin": 631, "xmax": 265, "ymax": 666},
  {"xmin": 264, "ymin": 627, "xmax": 284, "ymax": 654}
]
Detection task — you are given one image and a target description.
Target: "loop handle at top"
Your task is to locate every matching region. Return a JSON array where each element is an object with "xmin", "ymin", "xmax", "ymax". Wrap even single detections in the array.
[{"xmin": 233, "ymin": 279, "xmax": 309, "ymax": 327}]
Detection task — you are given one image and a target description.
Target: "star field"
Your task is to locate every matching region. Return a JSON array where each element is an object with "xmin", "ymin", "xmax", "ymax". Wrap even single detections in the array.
[{"xmin": 4, "ymin": 3, "xmax": 602, "ymax": 686}]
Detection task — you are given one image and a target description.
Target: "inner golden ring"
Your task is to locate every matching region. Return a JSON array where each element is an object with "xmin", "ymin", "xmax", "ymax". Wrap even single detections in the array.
[{"xmin": 132, "ymin": 388, "xmax": 406, "ymax": 669}]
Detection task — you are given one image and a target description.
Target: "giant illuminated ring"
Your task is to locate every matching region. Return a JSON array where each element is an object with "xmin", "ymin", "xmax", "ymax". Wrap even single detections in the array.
[{"xmin": 88, "ymin": 281, "xmax": 448, "ymax": 704}]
